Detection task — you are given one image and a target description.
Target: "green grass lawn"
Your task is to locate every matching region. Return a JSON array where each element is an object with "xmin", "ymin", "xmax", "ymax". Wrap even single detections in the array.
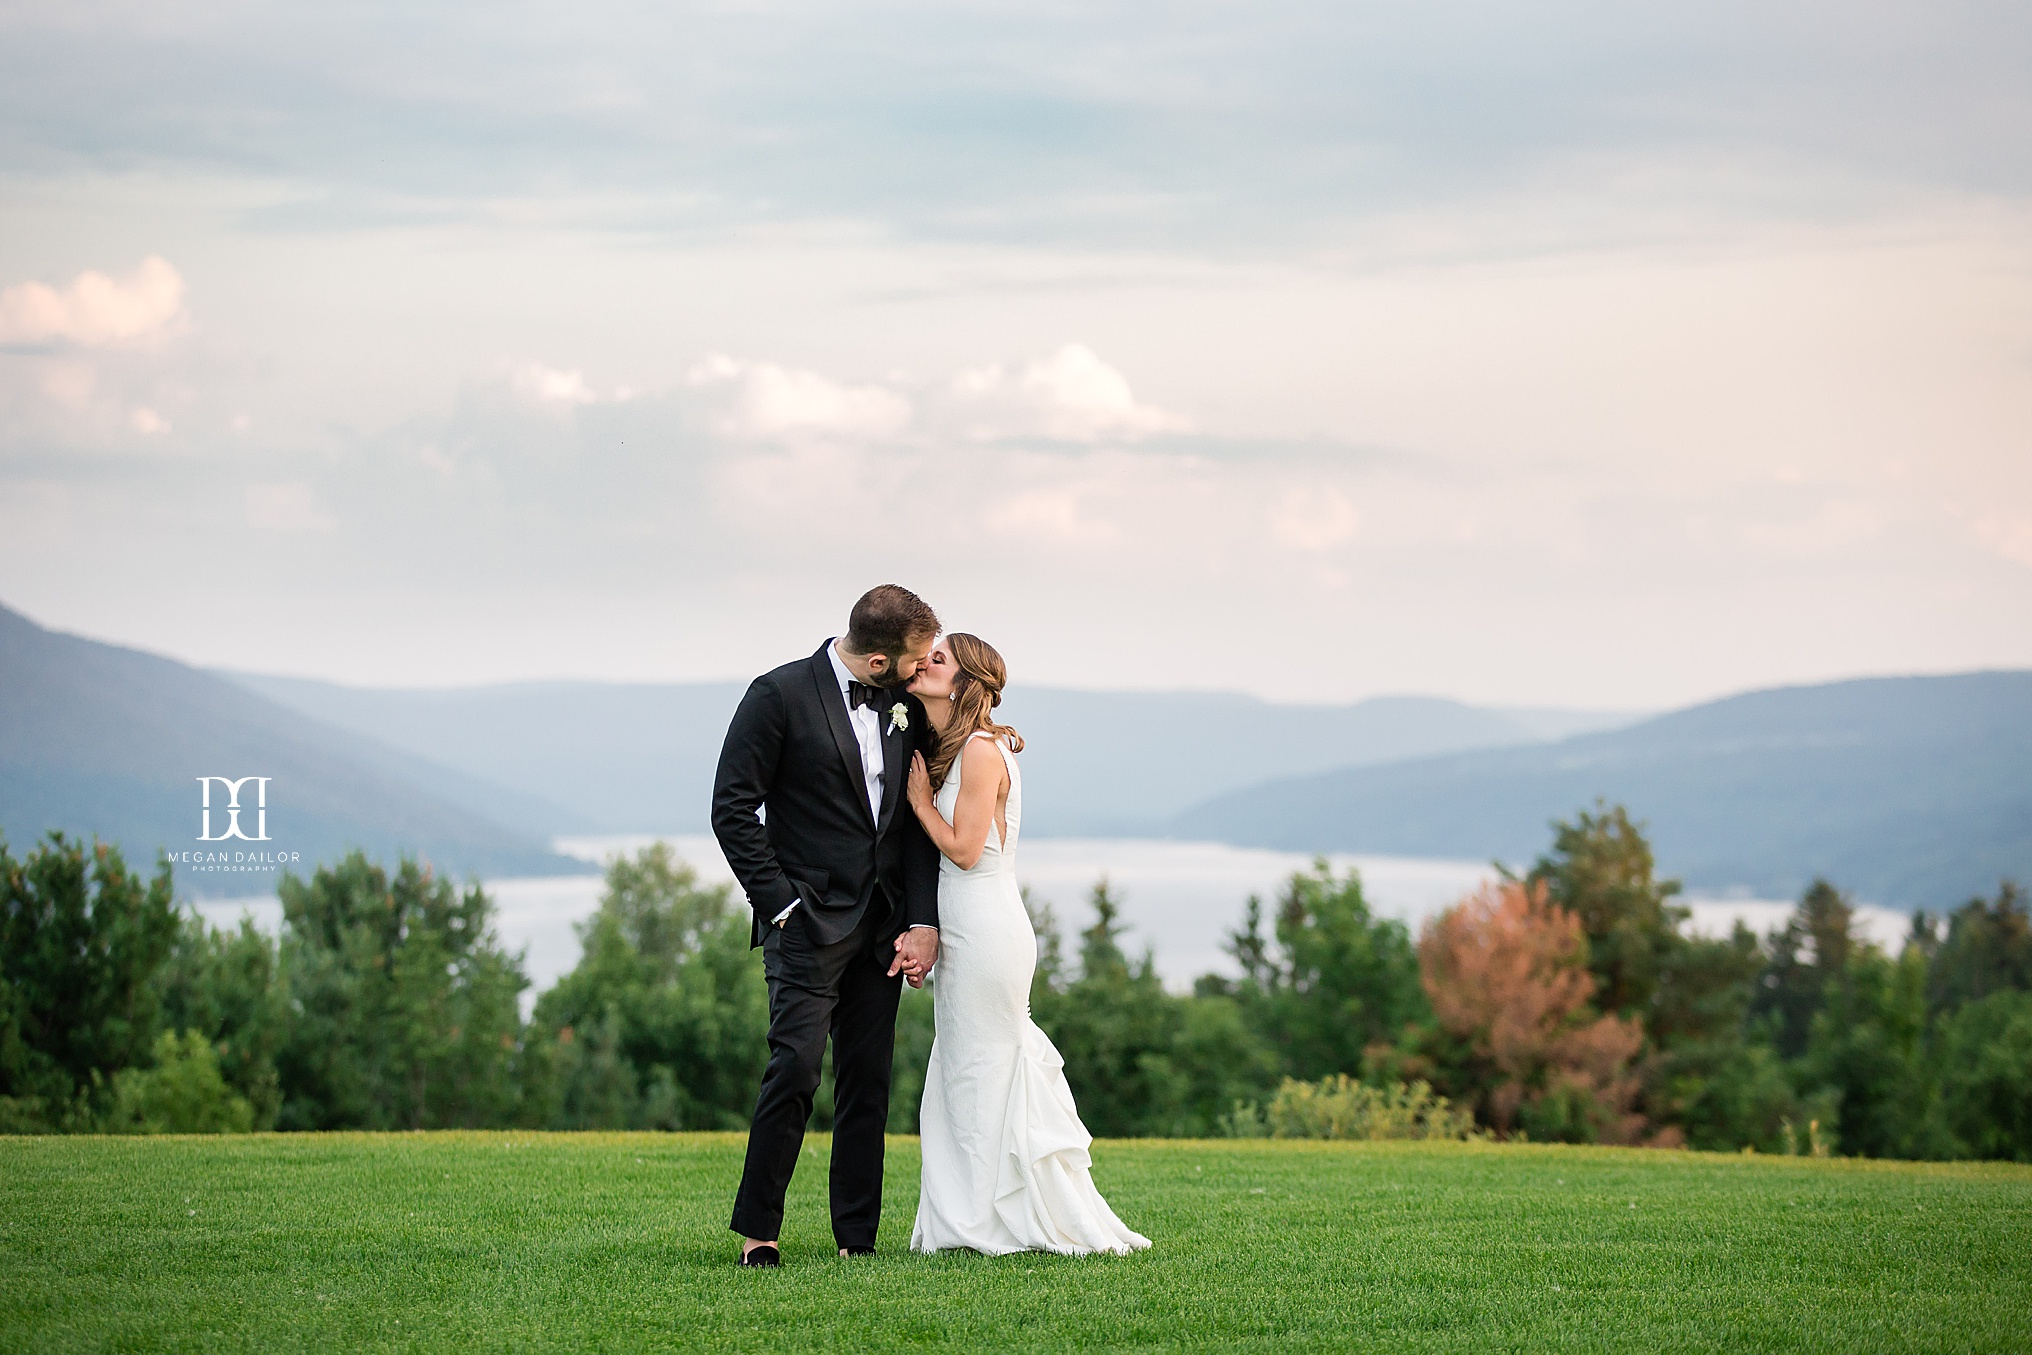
[{"xmin": 3, "ymin": 1133, "xmax": 2029, "ymax": 1353}]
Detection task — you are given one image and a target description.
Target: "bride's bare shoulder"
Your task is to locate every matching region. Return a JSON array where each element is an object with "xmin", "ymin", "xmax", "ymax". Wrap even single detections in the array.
[{"xmin": 958, "ymin": 732, "xmax": 1008, "ymax": 778}]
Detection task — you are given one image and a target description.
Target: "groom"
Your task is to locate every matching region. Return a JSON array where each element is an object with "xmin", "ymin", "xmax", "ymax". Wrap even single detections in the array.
[{"xmin": 712, "ymin": 584, "xmax": 944, "ymax": 1266}]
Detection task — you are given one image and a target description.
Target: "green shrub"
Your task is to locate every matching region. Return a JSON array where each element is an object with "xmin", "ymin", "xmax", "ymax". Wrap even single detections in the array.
[
  {"xmin": 1228, "ymin": 1074, "xmax": 1482, "ymax": 1141},
  {"xmin": 1668, "ymin": 1038, "xmax": 1811, "ymax": 1153},
  {"xmin": 107, "ymin": 1030, "xmax": 255, "ymax": 1134}
]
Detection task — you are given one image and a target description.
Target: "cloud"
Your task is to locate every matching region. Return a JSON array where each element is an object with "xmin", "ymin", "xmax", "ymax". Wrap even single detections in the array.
[
  {"xmin": 1975, "ymin": 513, "xmax": 2032, "ymax": 568},
  {"xmin": 244, "ymin": 483, "xmax": 336, "ymax": 534},
  {"xmin": 0, "ymin": 2, "xmax": 2025, "ymax": 712},
  {"xmin": 34, "ymin": 360, "xmax": 95, "ymax": 409},
  {"xmin": 678, "ymin": 344, "xmax": 1182, "ymax": 447},
  {"xmin": 0, "ymin": 257, "xmax": 185, "ymax": 347},
  {"xmin": 1269, "ymin": 487, "xmax": 1361, "ymax": 552},
  {"xmin": 512, "ymin": 362, "xmax": 634, "ymax": 408},
  {"xmin": 128, "ymin": 407, "xmax": 168, "ymax": 435},
  {"xmin": 950, "ymin": 344, "xmax": 1190, "ymax": 442},
  {"xmin": 3, "ymin": 3, "xmax": 2026, "ymax": 255},
  {"xmin": 688, "ymin": 354, "xmax": 911, "ymax": 442}
]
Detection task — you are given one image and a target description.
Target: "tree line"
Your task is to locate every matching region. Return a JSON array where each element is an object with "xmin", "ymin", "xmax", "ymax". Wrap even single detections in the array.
[{"xmin": 3, "ymin": 805, "xmax": 2028, "ymax": 1159}]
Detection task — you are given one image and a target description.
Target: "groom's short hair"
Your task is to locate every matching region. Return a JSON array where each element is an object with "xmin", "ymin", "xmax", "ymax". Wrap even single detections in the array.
[{"xmin": 844, "ymin": 585, "xmax": 939, "ymax": 659}]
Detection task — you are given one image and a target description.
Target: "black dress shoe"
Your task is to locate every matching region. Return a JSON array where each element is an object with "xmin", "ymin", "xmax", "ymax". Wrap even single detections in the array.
[{"xmin": 739, "ymin": 1245, "xmax": 781, "ymax": 1267}]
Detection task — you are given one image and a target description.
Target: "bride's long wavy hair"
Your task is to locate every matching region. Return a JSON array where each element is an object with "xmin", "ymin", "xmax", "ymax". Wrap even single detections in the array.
[{"xmin": 927, "ymin": 633, "xmax": 1025, "ymax": 785}]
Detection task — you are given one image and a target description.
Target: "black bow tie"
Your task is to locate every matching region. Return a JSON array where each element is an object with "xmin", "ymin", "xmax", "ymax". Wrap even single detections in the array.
[{"xmin": 848, "ymin": 680, "xmax": 882, "ymax": 712}]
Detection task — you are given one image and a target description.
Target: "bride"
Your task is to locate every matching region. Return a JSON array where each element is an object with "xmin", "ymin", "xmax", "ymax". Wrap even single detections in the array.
[{"xmin": 902, "ymin": 633, "xmax": 1150, "ymax": 1257}]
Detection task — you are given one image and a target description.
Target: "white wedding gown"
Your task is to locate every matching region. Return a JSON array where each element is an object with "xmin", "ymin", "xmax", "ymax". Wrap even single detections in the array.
[{"xmin": 910, "ymin": 732, "xmax": 1151, "ymax": 1256}]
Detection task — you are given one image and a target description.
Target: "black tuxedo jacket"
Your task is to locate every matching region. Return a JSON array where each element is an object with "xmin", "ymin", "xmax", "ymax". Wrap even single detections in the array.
[{"xmin": 711, "ymin": 640, "xmax": 941, "ymax": 949}]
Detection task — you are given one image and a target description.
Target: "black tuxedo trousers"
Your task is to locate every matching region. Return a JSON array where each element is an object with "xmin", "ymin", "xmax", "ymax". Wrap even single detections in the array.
[
  {"xmin": 729, "ymin": 900, "xmax": 901, "ymax": 1247},
  {"xmin": 712, "ymin": 642, "xmax": 940, "ymax": 1248}
]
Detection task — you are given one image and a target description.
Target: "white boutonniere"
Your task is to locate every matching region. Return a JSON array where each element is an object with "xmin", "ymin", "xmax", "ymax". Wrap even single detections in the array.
[{"xmin": 887, "ymin": 702, "xmax": 908, "ymax": 734}]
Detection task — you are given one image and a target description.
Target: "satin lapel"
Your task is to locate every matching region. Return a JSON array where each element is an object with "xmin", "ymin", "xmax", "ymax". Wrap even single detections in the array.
[
  {"xmin": 876, "ymin": 704, "xmax": 906, "ymax": 836},
  {"xmin": 810, "ymin": 645, "xmax": 876, "ymax": 830}
]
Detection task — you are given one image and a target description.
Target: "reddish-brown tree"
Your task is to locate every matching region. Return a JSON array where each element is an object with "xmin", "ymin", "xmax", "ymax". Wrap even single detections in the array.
[{"xmin": 1418, "ymin": 880, "xmax": 1651, "ymax": 1144}]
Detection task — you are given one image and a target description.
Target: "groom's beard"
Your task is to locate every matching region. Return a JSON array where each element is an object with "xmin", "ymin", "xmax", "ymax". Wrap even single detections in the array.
[{"xmin": 870, "ymin": 664, "xmax": 916, "ymax": 689}]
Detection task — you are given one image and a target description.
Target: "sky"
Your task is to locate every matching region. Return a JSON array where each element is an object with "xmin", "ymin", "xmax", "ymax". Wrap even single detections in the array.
[{"xmin": 1, "ymin": 0, "xmax": 2028, "ymax": 708}]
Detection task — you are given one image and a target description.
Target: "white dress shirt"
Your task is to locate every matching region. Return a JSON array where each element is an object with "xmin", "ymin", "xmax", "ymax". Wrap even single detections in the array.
[
  {"xmin": 774, "ymin": 640, "xmax": 919, "ymax": 928},
  {"xmin": 828, "ymin": 639, "xmax": 889, "ymax": 822}
]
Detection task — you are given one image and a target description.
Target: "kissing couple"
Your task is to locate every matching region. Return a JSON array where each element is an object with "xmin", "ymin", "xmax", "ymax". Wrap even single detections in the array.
[{"xmin": 712, "ymin": 584, "xmax": 1150, "ymax": 1265}]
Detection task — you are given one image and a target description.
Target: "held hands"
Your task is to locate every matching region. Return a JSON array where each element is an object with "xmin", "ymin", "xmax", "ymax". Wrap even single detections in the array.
[
  {"xmin": 889, "ymin": 926, "xmax": 938, "ymax": 988},
  {"xmin": 907, "ymin": 751, "xmax": 934, "ymax": 815}
]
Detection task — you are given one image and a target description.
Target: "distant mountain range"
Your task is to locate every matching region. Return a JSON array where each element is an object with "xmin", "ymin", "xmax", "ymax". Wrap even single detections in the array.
[
  {"xmin": 224, "ymin": 674, "xmax": 745, "ymax": 838},
  {"xmin": 230, "ymin": 669, "xmax": 1637, "ymax": 838},
  {"xmin": 1170, "ymin": 672, "xmax": 2032, "ymax": 911},
  {"xmin": 7, "ymin": 599, "xmax": 2024, "ymax": 911},
  {"xmin": 0, "ymin": 604, "xmax": 579, "ymax": 886}
]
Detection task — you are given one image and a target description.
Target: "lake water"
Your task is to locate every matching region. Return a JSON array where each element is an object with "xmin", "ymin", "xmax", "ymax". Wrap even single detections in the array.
[{"xmin": 192, "ymin": 835, "xmax": 1915, "ymax": 999}]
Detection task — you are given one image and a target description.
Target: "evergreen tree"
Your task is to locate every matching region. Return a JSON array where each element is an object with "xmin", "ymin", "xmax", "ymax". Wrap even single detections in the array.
[
  {"xmin": 1647, "ymin": 917, "xmax": 1813, "ymax": 1153},
  {"xmin": 1750, "ymin": 879, "xmax": 1856, "ymax": 1061},
  {"xmin": 1798, "ymin": 941, "xmax": 1935, "ymax": 1158},
  {"xmin": 1936, "ymin": 990, "xmax": 2032, "ymax": 1162},
  {"xmin": 1033, "ymin": 879, "xmax": 1274, "ymax": 1136},
  {"xmin": 885, "ymin": 982, "xmax": 937, "ymax": 1134},
  {"xmin": 0, "ymin": 834, "xmax": 176, "ymax": 1131},
  {"xmin": 1926, "ymin": 883, "xmax": 2032, "ymax": 1014},
  {"xmin": 1515, "ymin": 804, "xmax": 1768, "ymax": 1144},
  {"xmin": 275, "ymin": 853, "xmax": 526, "ymax": 1130},
  {"xmin": 526, "ymin": 843, "xmax": 766, "ymax": 1130},
  {"xmin": 155, "ymin": 912, "xmax": 288, "ymax": 1128},
  {"xmin": 1523, "ymin": 801, "xmax": 1686, "ymax": 1019},
  {"xmin": 1219, "ymin": 862, "xmax": 1426, "ymax": 1080}
]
